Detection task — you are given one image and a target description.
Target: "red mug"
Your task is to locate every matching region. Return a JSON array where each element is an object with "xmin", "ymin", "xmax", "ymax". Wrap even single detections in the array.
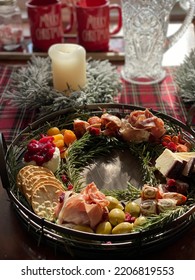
[
  {"xmin": 26, "ymin": 0, "xmax": 74, "ymax": 52},
  {"xmin": 75, "ymin": 0, "xmax": 122, "ymax": 52}
]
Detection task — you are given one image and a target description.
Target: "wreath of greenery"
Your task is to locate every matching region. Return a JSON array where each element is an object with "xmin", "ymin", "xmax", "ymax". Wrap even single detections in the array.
[{"xmin": 4, "ymin": 56, "xmax": 122, "ymax": 116}]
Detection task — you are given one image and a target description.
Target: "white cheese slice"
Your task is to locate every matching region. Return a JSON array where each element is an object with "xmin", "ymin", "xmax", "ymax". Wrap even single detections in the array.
[
  {"xmin": 155, "ymin": 149, "xmax": 185, "ymax": 178},
  {"xmin": 176, "ymin": 154, "xmax": 195, "ymax": 176}
]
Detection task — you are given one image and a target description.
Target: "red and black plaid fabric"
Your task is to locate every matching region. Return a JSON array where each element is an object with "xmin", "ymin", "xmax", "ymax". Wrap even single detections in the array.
[
  {"xmin": 0, "ymin": 64, "xmax": 187, "ymax": 145},
  {"xmin": 0, "ymin": 65, "xmax": 36, "ymax": 144},
  {"xmin": 115, "ymin": 66, "xmax": 187, "ymax": 121}
]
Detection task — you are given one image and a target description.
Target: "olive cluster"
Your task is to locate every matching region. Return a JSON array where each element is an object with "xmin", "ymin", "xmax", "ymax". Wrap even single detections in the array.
[{"xmin": 95, "ymin": 196, "xmax": 147, "ymax": 234}]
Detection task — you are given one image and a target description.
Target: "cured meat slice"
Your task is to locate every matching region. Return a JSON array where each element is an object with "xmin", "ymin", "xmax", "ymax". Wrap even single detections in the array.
[{"xmin": 56, "ymin": 182, "xmax": 109, "ymax": 229}]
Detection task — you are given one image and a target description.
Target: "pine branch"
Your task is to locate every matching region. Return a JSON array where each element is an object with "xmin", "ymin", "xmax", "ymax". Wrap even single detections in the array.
[{"xmin": 175, "ymin": 49, "xmax": 195, "ymax": 103}]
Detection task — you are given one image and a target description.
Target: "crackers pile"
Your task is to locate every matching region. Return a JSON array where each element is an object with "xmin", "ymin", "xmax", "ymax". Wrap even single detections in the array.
[{"xmin": 17, "ymin": 165, "xmax": 64, "ymax": 221}]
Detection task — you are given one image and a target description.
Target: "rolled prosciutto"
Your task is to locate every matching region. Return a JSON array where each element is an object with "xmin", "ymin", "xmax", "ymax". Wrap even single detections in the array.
[
  {"xmin": 161, "ymin": 192, "xmax": 187, "ymax": 206},
  {"xmin": 157, "ymin": 198, "xmax": 177, "ymax": 213},
  {"xmin": 55, "ymin": 182, "xmax": 109, "ymax": 229},
  {"xmin": 141, "ymin": 184, "xmax": 160, "ymax": 200},
  {"xmin": 140, "ymin": 199, "xmax": 157, "ymax": 216}
]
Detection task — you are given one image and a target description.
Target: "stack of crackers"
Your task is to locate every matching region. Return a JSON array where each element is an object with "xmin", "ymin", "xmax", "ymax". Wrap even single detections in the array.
[{"xmin": 17, "ymin": 165, "xmax": 65, "ymax": 221}]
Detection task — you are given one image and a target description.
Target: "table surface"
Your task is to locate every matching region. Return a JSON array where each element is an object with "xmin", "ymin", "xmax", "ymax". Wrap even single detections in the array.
[{"xmin": 0, "ymin": 24, "xmax": 195, "ymax": 260}]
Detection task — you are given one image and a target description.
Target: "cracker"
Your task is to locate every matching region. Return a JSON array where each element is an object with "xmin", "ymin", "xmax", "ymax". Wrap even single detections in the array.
[
  {"xmin": 23, "ymin": 175, "xmax": 55, "ymax": 202},
  {"xmin": 17, "ymin": 165, "xmax": 54, "ymax": 193},
  {"xmin": 17, "ymin": 165, "xmax": 65, "ymax": 221},
  {"xmin": 17, "ymin": 165, "xmax": 34, "ymax": 191},
  {"xmin": 31, "ymin": 176, "xmax": 64, "ymax": 190},
  {"xmin": 31, "ymin": 183, "xmax": 63, "ymax": 221}
]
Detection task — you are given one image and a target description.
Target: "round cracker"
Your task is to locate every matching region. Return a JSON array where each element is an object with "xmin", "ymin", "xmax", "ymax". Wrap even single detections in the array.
[
  {"xmin": 23, "ymin": 175, "xmax": 55, "ymax": 202},
  {"xmin": 17, "ymin": 165, "xmax": 54, "ymax": 193},
  {"xmin": 22, "ymin": 170, "xmax": 54, "ymax": 191},
  {"xmin": 22, "ymin": 174, "xmax": 63, "ymax": 202},
  {"xmin": 31, "ymin": 183, "xmax": 63, "ymax": 221},
  {"xmin": 21, "ymin": 165, "xmax": 54, "ymax": 179},
  {"xmin": 17, "ymin": 165, "xmax": 35, "ymax": 191},
  {"xmin": 31, "ymin": 177, "xmax": 64, "ymax": 192}
]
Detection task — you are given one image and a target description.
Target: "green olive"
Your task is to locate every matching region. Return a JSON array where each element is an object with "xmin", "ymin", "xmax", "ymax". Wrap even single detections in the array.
[
  {"xmin": 106, "ymin": 196, "xmax": 121, "ymax": 211},
  {"xmin": 73, "ymin": 225, "xmax": 94, "ymax": 233},
  {"xmin": 125, "ymin": 201, "xmax": 141, "ymax": 217},
  {"xmin": 95, "ymin": 221, "xmax": 112, "ymax": 234},
  {"xmin": 112, "ymin": 222, "xmax": 133, "ymax": 234},
  {"xmin": 108, "ymin": 208, "xmax": 125, "ymax": 226},
  {"xmin": 133, "ymin": 216, "xmax": 147, "ymax": 228},
  {"xmin": 115, "ymin": 203, "xmax": 124, "ymax": 210}
]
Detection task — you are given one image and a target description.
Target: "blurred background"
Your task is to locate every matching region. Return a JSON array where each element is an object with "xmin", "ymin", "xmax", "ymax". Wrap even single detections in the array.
[{"xmin": 16, "ymin": 0, "xmax": 189, "ymax": 26}]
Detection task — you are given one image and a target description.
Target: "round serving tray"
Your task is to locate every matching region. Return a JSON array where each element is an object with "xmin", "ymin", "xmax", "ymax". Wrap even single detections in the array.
[{"xmin": 0, "ymin": 103, "xmax": 195, "ymax": 259}]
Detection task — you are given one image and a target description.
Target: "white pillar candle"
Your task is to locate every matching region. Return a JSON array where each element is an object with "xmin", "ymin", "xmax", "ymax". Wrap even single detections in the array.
[{"xmin": 48, "ymin": 43, "xmax": 87, "ymax": 92}]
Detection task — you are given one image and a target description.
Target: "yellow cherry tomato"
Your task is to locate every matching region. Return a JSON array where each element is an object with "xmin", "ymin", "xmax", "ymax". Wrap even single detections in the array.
[
  {"xmin": 47, "ymin": 127, "xmax": 61, "ymax": 136},
  {"xmin": 64, "ymin": 129, "xmax": 77, "ymax": 146},
  {"xmin": 60, "ymin": 129, "xmax": 66, "ymax": 135},
  {"xmin": 52, "ymin": 134, "xmax": 64, "ymax": 148}
]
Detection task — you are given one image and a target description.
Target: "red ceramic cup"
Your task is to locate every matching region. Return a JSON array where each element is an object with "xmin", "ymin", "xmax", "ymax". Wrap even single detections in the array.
[
  {"xmin": 75, "ymin": 0, "xmax": 122, "ymax": 52},
  {"xmin": 26, "ymin": 0, "xmax": 74, "ymax": 52}
]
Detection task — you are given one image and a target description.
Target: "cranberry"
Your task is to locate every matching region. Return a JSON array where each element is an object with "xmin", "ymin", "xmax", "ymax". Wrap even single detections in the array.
[
  {"xmin": 27, "ymin": 142, "xmax": 40, "ymax": 153},
  {"xmin": 125, "ymin": 212, "xmax": 132, "ymax": 222},
  {"xmin": 58, "ymin": 192, "xmax": 65, "ymax": 203},
  {"xmin": 167, "ymin": 178, "xmax": 176, "ymax": 186},
  {"xmin": 67, "ymin": 184, "xmax": 74, "ymax": 190},
  {"xmin": 39, "ymin": 136, "xmax": 53, "ymax": 143},
  {"xmin": 125, "ymin": 212, "xmax": 136, "ymax": 223},
  {"xmin": 130, "ymin": 216, "xmax": 136, "ymax": 223},
  {"xmin": 32, "ymin": 154, "xmax": 45, "ymax": 165},
  {"xmin": 166, "ymin": 141, "xmax": 177, "ymax": 152},
  {"xmin": 24, "ymin": 135, "xmax": 56, "ymax": 165},
  {"xmin": 61, "ymin": 175, "xmax": 68, "ymax": 183}
]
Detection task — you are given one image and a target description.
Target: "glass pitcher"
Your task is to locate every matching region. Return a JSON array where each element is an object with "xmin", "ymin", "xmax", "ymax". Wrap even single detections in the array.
[{"xmin": 121, "ymin": 0, "xmax": 195, "ymax": 85}]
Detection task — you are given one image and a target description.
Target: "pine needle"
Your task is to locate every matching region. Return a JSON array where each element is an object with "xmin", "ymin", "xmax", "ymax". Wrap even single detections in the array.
[{"xmin": 175, "ymin": 49, "xmax": 195, "ymax": 103}]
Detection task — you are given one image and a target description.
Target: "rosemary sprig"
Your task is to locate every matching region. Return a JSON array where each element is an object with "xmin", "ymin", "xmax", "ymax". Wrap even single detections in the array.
[
  {"xmin": 102, "ymin": 181, "xmax": 141, "ymax": 201},
  {"xmin": 133, "ymin": 206, "xmax": 189, "ymax": 232},
  {"xmin": 62, "ymin": 132, "xmax": 126, "ymax": 192},
  {"xmin": 127, "ymin": 142, "xmax": 163, "ymax": 186}
]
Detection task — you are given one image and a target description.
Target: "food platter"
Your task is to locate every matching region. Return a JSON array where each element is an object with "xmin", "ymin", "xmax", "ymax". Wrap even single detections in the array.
[{"xmin": 0, "ymin": 103, "xmax": 195, "ymax": 259}]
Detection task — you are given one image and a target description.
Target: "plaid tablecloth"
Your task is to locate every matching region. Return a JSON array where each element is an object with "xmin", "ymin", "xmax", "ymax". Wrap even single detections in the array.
[
  {"xmin": 0, "ymin": 64, "xmax": 37, "ymax": 144},
  {"xmin": 0, "ymin": 63, "xmax": 187, "ymax": 145}
]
